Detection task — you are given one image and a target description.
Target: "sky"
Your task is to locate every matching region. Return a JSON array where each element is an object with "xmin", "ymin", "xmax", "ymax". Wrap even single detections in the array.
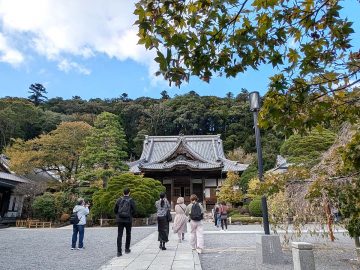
[{"xmin": 0, "ymin": 0, "xmax": 359, "ymax": 100}]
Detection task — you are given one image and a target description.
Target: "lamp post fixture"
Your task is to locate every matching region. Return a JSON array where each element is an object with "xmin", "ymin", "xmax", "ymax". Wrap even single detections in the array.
[{"xmin": 249, "ymin": 91, "xmax": 270, "ymax": 235}]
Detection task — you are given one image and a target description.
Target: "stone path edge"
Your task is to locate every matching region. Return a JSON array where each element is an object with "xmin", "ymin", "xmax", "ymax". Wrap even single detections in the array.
[{"xmin": 99, "ymin": 230, "xmax": 202, "ymax": 270}]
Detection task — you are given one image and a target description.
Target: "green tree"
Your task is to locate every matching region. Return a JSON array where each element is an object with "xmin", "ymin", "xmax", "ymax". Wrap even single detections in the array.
[
  {"xmin": 0, "ymin": 98, "xmax": 46, "ymax": 150},
  {"xmin": 80, "ymin": 112, "xmax": 128, "ymax": 187},
  {"xmin": 92, "ymin": 173, "xmax": 165, "ymax": 218},
  {"xmin": 280, "ymin": 129, "xmax": 336, "ymax": 167},
  {"xmin": 338, "ymin": 127, "xmax": 360, "ymax": 250},
  {"xmin": 120, "ymin": 93, "xmax": 131, "ymax": 102},
  {"xmin": 28, "ymin": 83, "xmax": 47, "ymax": 106},
  {"xmin": 160, "ymin": 90, "xmax": 170, "ymax": 100},
  {"xmin": 306, "ymin": 124, "xmax": 360, "ymax": 254},
  {"xmin": 5, "ymin": 122, "xmax": 92, "ymax": 181},
  {"xmin": 32, "ymin": 193, "xmax": 56, "ymax": 221},
  {"xmin": 134, "ymin": 0, "xmax": 359, "ymax": 132},
  {"xmin": 133, "ymin": 129, "xmax": 148, "ymax": 158},
  {"xmin": 239, "ymin": 164, "xmax": 258, "ymax": 192}
]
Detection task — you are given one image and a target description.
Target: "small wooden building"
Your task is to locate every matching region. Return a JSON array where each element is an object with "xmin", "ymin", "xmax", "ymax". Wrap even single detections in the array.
[
  {"xmin": 0, "ymin": 155, "xmax": 28, "ymax": 225},
  {"xmin": 129, "ymin": 135, "xmax": 248, "ymax": 209}
]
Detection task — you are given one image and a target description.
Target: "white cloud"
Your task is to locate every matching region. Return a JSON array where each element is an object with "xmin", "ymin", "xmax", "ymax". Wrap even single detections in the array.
[
  {"xmin": 58, "ymin": 59, "xmax": 91, "ymax": 75},
  {"xmin": 0, "ymin": 0, "xmax": 162, "ymax": 83},
  {"xmin": 0, "ymin": 33, "xmax": 24, "ymax": 65}
]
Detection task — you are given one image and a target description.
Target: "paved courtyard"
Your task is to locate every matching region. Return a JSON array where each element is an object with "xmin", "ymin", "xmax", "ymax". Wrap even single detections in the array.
[
  {"xmin": 200, "ymin": 223, "xmax": 359, "ymax": 270},
  {"xmin": 1, "ymin": 222, "xmax": 359, "ymax": 270},
  {"xmin": 0, "ymin": 226, "xmax": 155, "ymax": 270}
]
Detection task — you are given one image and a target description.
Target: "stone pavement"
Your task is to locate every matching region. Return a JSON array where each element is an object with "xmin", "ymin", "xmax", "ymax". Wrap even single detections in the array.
[{"xmin": 99, "ymin": 229, "xmax": 201, "ymax": 270}]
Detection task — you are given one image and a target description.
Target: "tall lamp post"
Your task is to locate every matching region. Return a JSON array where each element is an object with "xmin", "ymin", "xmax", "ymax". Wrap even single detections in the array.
[{"xmin": 249, "ymin": 91, "xmax": 270, "ymax": 235}]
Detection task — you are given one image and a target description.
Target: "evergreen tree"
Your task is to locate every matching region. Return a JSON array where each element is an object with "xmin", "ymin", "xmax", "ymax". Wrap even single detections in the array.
[
  {"xmin": 80, "ymin": 112, "xmax": 128, "ymax": 187},
  {"xmin": 28, "ymin": 83, "xmax": 47, "ymax": 106},
  {"xmin": 160, "ymin": 90, "xmax": 170, "ymax": 100}
]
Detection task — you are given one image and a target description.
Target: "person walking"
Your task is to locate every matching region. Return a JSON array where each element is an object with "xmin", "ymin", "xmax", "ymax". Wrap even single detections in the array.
[
  {"xmin": 220, "ymin": 202, "xmax": 228, "ymax": 231},
  {"xmin": 114, "ymin": 188, "xmax": 136, "ymax": 257},
  {"xmin": 71, "ymin": 198, "xmax": 90, "ymax": 250},
  {"xmin": 155, "ymin": 192, "xmax": 171, "ymax": 250},
  {"xmin": 186, "ymin": 194, "xmax": 204, "ymax": 254},
  {"xmin": 173, "ymin": 197, "xmax": 187, "ymax": 243},
  {"xmin": 213, "ymin": 203, "xmax": 221, "ymax": 228}
]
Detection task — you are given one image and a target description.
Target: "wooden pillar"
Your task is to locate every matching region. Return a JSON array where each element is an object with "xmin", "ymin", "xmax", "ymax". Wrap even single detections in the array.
[
  {"xmin": 202, "ymin": 176, "xmax": 206, "ymax": 210},
  {"xmin": 170, "ymin": 179, "xmax": 174, "ymax": 210},
  {"xmin": 190, "ymin": 177, "xmax": 193, "ymax": 195}
]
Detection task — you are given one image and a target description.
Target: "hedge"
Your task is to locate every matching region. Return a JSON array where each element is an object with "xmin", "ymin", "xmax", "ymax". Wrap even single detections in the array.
[
  {"xmin": 32, "ymin": 192, "xmax": 56, "ymax": 221},
  {"xmin": 249, "ymin": 197, "xmax": 263, "ymax": 217},
  {"xmin": 231, "ymin": 216, "xmax": 263, "ymax": 224}
]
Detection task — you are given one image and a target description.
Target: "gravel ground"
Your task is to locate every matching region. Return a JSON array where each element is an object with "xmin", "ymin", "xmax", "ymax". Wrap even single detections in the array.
[
  {"xmin": 199, "ymin": 223, "xmax": 359, "ymax": 270},
  {"xmin": 0, "ymin": 226, "xmax": 156, "ymax": 270}
]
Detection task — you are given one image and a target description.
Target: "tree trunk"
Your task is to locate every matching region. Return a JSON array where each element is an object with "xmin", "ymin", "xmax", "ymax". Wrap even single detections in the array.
[{"xmin": 324, "ymin": 199, "xmax": 335, "ymax": 241}]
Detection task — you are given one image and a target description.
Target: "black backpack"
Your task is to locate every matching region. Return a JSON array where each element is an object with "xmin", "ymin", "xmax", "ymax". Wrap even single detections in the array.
[
  {"xmin": 69, "ymin": 212, "xmax": 80, "ymax": 225},
  {"xmin": 118, "ymin": 198, "xmax": 131, "ymax": 218},
  {"xmin": 190, "ymin": 203, "xmax": 203, "ymax": 221}
]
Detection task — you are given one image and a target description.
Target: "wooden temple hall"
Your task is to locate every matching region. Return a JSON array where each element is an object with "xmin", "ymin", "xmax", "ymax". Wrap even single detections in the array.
[{"xmin": 129, "ymin": 135, "xmax": 248, "ymax": 210}]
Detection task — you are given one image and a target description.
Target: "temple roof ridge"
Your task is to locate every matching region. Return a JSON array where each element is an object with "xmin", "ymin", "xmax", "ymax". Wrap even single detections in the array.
[{"xmin": 129, "ymin": 134, "xmax": 248, "ymax": 173}]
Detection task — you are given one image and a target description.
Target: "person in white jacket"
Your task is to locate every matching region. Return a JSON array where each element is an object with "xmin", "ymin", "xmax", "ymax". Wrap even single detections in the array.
[{"xmin": 71, "ymin": 198, "xmax": 90, "ymax": 250}]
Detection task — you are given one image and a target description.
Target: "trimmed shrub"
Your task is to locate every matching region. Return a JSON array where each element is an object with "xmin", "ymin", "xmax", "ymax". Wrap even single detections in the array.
[
  {"xmin": 249, "ymin": 197, "xmax": 263, "ymax": 217},
  {"xmin": 231, "ymin": 216, "xmax": 262, "ymax": 224},
  {"xmin": 92, "ymin": 173, "xmax": 165, "ymax": 219},
  {"xmin": 32, "ymin": 193, "xmax": 56, "ymax": 221}
]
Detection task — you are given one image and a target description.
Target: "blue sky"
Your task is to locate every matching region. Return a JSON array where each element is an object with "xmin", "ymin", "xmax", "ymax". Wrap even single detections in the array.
[{"xmin": 0, "ymin": 0, "xmax": 359, "ymax": 100}]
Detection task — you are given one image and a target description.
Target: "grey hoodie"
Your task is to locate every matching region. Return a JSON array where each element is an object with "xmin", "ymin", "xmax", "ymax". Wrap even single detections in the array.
[{"xmin": 73, "ymin": 205, "xmax": 89, "ymax": 225}]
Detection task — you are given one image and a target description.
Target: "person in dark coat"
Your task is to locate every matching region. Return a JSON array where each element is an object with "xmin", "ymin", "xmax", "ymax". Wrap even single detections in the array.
[
  {"xmin": 155, "ymin": 192, "xmax": 171, "ymax": 250},
  {"xmin": 114, "ymin": 188, "xmax": 136, "ymax": 257}
]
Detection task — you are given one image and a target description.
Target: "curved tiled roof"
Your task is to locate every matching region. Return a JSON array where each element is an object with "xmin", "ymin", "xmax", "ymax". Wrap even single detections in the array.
[
  {"xmin": 0, "ymin": 172, "xmax": 29, "ymax": 188},
  {"xmin": 129, "ymin": 135, "xmax": 249, "ymax": 173}
]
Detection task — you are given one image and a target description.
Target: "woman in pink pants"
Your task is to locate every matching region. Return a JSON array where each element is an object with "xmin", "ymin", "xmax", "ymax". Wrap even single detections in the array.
[{"xmin": 185, "ymin": 194, "xmax": 204, "ymax": 254}]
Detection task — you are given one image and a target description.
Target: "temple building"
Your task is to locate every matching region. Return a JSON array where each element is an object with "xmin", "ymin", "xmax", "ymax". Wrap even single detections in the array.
[
  {"xmin": 129, "ymin": 135, "xmax": 248, "ymax": 209},
  {"xmin": 0, "ymin": 155, "xmax": 28, "ymax": 225}
]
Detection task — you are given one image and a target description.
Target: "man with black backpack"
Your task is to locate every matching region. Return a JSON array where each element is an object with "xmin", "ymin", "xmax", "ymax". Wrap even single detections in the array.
[
  {"xmin": 114, "ymin": 188, "xmax": 136, "ymax": 257},
  {"xmin": 185, "ymin": 194, "xmax": 204, "ymax": 254}
]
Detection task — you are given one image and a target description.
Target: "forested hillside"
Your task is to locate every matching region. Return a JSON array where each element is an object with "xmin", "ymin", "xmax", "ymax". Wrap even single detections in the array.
[{"xmin": 0, "ymin": 89, "xmax": 283, "ymax": 168}]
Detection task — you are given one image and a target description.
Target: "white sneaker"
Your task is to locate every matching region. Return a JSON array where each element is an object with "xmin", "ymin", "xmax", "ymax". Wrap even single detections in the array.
[
  {"xmin": 196, "ymin": 248, "xmax": 203, "ymax": 254},
  {"xmin": 178, "ymin": 239, "xmax": 182, "ymax": 243}
]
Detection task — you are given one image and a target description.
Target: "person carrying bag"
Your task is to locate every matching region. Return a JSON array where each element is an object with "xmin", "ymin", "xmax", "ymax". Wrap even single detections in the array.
[
  {"xmin": 220, "ymin": 202, "xmax": 228, "ymax": 231},
  {"xmin": 185, "ymin": 194, "xmax": 204, "ymax": 254}
]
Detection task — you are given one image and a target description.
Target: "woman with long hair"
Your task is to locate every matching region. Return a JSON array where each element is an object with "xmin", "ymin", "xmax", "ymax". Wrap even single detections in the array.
[
  {"xmin": 155, "ymin": 192, "xmax": 171, "ymax": 250},
  {"xmin": 173, "ymin": 197, "xmax": 187, "ymax": 243}
]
